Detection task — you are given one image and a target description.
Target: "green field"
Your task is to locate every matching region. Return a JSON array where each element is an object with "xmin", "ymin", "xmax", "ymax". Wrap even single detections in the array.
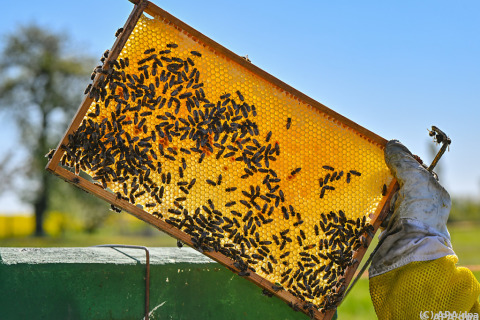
[
  {"xmin": 0, "ymin": 230, "xmax": 177, "ymax": 247},
  {"xmin": 2, "ymin": 220, "xmax": 478, "ymax": 258},
  {"xmin": 449, "ymin": 222, "xmax": 480, "ymax": 266}
]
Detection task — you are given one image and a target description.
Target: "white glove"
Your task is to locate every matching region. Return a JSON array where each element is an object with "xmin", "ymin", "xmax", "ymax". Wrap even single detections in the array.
[{"xmin": 369, "ymin": 140, "xmax": 456, "ymax": 278}]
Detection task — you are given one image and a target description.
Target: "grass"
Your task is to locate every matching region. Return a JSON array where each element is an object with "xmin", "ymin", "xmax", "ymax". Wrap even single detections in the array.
[
  {"xmin": 0, "ymin": 231, "xmax": 177, "ymax": 247},
  {"xmin": 336, "ymin": 277, "xmax": 377, "ymax": 320},
  {"xmin": 448, "ymin": 221, "xmax": 480, "ymax": 266},
  {"xmin": 2, "ymin": 221, "xmax": 478, "ymax": 258}
]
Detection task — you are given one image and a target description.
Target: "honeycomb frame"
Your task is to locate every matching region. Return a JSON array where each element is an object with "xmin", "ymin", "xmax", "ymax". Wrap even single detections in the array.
[{"xmin": 46, "ymin": 1, "xmax": 395, "ymax": 319}]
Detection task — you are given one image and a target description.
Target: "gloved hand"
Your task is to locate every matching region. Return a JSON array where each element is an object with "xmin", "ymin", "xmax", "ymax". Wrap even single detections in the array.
[{"xmin": 368, "ymin": 140, "xmax": 480, "ymax": 319}]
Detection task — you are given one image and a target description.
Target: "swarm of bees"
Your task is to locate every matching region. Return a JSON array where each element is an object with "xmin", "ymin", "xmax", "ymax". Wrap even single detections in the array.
[{"xmin": 57, "ymin": 19, "xmax": 387, "ymax": 316}]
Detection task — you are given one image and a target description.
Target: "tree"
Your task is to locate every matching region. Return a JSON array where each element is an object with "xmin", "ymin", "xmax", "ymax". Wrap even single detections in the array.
[{"xmin": 0, "ymin": 24, "xmax": 103, "ymax": 236}]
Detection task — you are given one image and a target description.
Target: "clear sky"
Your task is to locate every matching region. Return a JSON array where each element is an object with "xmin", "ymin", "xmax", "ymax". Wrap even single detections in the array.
[{"xmin": 1, "ymin": 0, "xmax": 479, "ymax": 213}]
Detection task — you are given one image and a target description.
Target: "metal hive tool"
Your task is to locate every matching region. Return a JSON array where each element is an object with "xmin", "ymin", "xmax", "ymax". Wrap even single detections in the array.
[{"xmin": 46, "ymin": 1, "xmax": 395, "ymax": 318}]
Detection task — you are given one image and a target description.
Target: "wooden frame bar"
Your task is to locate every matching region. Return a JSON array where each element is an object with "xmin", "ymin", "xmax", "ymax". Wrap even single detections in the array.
[
  {"xmin": 46, "ymin": 0, "xmax": 148, "ymax": 173},
  {"xmin": 46, "ymin": 1, "xmax": 393, "ymax": 319}
]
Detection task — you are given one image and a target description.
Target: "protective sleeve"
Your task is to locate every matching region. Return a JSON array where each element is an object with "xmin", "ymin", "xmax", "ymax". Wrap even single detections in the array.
[{"xmin": 369, "ymin": 140, "xmax": 455, "ymax": 277}]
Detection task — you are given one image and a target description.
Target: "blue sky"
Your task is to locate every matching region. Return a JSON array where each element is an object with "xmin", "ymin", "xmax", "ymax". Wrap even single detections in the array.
[{"xmin": 1, "ymin": 0, "xmax": 479, "ymax": 213}]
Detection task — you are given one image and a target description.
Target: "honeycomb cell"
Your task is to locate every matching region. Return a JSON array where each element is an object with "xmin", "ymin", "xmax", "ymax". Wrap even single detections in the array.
[{"xmin": 59, "ymin": 10, "xmax": 392, "ymax": 314}]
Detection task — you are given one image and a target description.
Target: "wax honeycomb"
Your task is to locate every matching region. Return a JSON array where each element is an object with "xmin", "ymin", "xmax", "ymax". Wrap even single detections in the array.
[{"xmin": 59, "ymin": 12, "xmax": 392, "ymax": 312}]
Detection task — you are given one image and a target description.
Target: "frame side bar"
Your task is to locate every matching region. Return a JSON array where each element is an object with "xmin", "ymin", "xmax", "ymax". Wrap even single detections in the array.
[{"xmin": 45, "ymin": 0, "xmax": 148, "ymax": 173}]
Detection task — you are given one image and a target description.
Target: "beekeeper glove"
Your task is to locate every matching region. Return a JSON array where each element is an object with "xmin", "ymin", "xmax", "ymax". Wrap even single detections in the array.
[{"xmin": 368, "ymin": 140, "xmax": 479, "ymax": 319}]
